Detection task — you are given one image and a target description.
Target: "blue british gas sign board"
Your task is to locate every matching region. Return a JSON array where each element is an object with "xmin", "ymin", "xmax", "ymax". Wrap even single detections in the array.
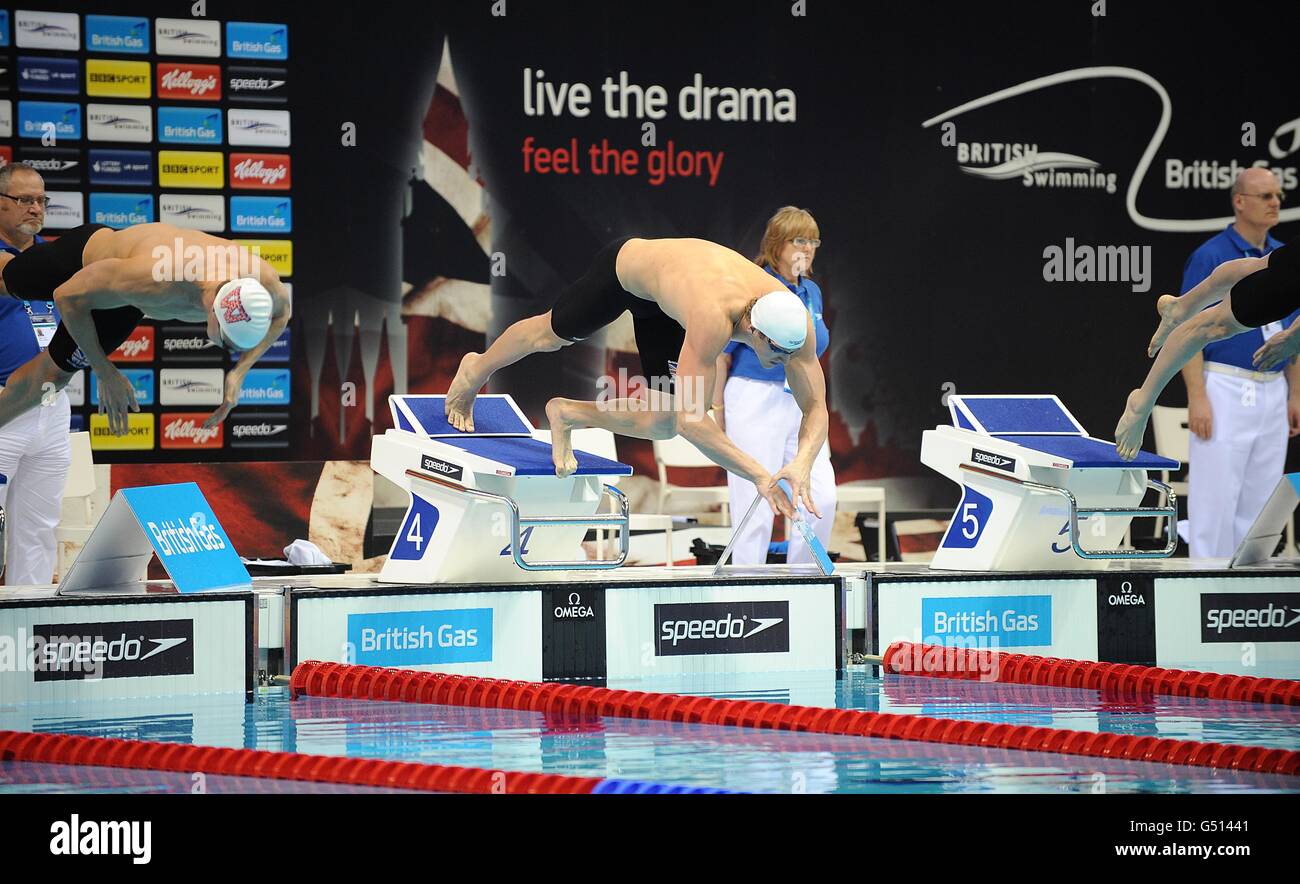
[
  {"xmin": 120, "ymin": 483, "xmax": 250, "ymax": 592},
  {"xmin": 347, "ymin": 608, "xmax": 493, "ymax": 667},
  {"xmin": 227, "ymin": 22, "xmax": 289, "ymax": 60},
  {"xmin": 921, "ymin": 595, "xmax": 1052, "ymax": 648},
  {"xmin": 85, "ymin": 15, "xmax": 150, "ymax": 54}
]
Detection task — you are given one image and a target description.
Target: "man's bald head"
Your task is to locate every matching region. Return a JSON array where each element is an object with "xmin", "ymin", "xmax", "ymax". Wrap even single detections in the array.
[{"xmin": 1231, "ymin": 167, "xmax": 1282, "ymax": 231}]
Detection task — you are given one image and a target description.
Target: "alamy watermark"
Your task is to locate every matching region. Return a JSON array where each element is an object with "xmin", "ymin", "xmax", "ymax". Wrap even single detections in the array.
[{"xmin": 1042, "ymin": 238, "xmax": 1152, "ymax": 292}]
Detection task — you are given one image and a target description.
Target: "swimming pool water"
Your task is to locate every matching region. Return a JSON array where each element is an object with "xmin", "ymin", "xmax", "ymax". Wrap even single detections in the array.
[{"xmin": 2, "ymin": 666, "xmax": 1297, "ymax": 794}]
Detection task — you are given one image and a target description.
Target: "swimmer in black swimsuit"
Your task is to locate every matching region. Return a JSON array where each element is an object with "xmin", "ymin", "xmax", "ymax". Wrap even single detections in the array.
[
  {"xmin": 0, "ymin": 222, "xmax": 290, "ymax": 435},
  {"xmin": 1114, "ymin": 238, "xmax": 1300, "ymax": 460}
]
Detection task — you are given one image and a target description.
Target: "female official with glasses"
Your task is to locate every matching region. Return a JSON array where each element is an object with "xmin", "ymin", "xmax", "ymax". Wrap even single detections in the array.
[
  {"xmin": 0, "ymin": 163, "xmax": 70, "ymax": 586},
  {"xmin": 713, "ymin": 207, "xmax": 836, "ymax": 564}
]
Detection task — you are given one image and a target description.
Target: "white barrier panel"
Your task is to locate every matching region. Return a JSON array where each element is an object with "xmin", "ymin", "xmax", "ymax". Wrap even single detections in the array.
[
  {"xmin": 604, "ymin": 579, "xmax": 842, "ymax": 678},
  {"xmin": 1154, "ymin": 576, "xmax": 1300, "ymax": 675},
  {"xmin": 0, "ymin": 593, "xmax": 254, "ymax": 704},
  {"xmin": 287, "ymin": 575, "xmax": 843, "ymax": 682},
  {"xmin": 871, "ymin": 576, "xmax": 1099, "ymax": 661},
  {"xmin": 289, "ymin": 587, "xmax": 544, "ymax": 681}
]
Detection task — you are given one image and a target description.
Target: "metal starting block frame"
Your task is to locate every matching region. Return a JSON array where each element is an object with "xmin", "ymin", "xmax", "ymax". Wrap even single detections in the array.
[
  {"xmin": 920, "ymin": 395, "xmax": 1180, "ymax": 571},
  {"xmin": 370, "ymin": 394, "xmax": 634, "ymax": 583}
]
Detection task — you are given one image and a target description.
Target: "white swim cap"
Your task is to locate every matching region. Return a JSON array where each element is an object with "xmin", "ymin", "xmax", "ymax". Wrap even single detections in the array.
[
  {"xmin": 214, "ymin": 279, "xmax": 273, "ymax": 350},
  {"xmin": 750, "ymin": 290, "xmax": 809, "ymax": 352}
]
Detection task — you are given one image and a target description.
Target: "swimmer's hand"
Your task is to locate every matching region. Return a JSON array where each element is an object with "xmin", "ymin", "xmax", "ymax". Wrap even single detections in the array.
[
  {"xmin": 756, "ymin": 473, "xmax": 795, "ymax": 521},
  {"xmin": 97, "ymin": 366, "xmax": 140, "ymax": 436},
  {"xmin": 772, "ymin": 463, "xmax": 820, "ymax": 521},
  {"xmin": 1253, "ymin": 326, "xmax": 1300, "ymax": 371},
  {"xmin": 203, "ymin": 368, "xmax": 244, "ymax": 428}
]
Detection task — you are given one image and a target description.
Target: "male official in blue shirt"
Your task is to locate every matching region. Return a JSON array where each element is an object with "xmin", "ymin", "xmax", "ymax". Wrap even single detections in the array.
[
  {"xmin": 1179, "ymin": 167, "xmax": 1300, "ymax": 558},
  {"xmin": 0, "ymin": 162, "xmax": 71, "ymax": 586}
]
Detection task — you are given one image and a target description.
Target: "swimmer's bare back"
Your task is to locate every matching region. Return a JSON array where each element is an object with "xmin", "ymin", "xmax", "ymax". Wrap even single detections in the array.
[
  {"xmin": 81, "ymin": 222, "xmax": 253, "ymax": 264},
  {"xmin": 615, "ymin": 238, "xmax": 788, "ymax": 326}
]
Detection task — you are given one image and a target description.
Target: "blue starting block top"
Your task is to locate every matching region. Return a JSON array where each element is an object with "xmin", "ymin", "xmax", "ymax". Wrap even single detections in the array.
[
  {"xmin": 392, "ymin": 394, "xmax": 533, "ymax": 437},
  {"xmin": 950, "ymin": 394, "xmax": 1178, "ymax": 469},
  {"xmin": 390, "ymin": 394, "xmax": 634, "ymax": 477},
  {"xmin": 995, "ymin": 434, "xmax": 1175, "ymax": 469},
  {"xmin": 443, "ymin": 437, "xmax": 632, "ymax": 477}
]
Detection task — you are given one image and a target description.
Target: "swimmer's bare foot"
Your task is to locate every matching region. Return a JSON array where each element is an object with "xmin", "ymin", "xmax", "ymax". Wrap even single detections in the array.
[
  {"xmin": 545, "ymin": 397, "xmax": 579, "ymax": 478},
  {"xmin": 445, "ymin": 352, "xmax": 483, "ymax": 432},
  {"xmin": 1147, "ymin": 294, "xmax": 1182, "ymax": 358},
  {"xmin": 1113, "ymin": 389, "xmax": 1150, "ymax": 461}
]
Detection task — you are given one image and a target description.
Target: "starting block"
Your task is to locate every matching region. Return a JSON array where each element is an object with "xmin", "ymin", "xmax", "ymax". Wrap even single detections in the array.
[
  {"xmin": 921, "ymin": 395, "xmax": 1179, "ymax": 571},
  {"xmin": 370, "ymin": 395, "xmax": 634, "ymax": 583}
]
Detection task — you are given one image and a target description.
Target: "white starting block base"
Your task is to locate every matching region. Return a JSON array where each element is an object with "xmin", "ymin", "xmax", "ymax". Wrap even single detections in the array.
[
  {"xmin": 922, "ymin": 395, "xmax": 1180, "ymax": 571},
  {"xmin": 846, "ymin": 558, "xmax": 1300, "ymax": 678},
  {"xmin": 372, "ymin": 395, "xmax": 634, "ymax": 584}
]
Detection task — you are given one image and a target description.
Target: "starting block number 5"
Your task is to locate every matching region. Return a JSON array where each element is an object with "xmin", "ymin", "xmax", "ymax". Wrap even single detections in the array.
[{"xmin": 943, "ymin": 486, "xmax": 992, "ymax": 550}]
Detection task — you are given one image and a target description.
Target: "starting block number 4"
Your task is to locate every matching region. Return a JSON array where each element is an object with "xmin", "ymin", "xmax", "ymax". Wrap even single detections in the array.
[{"xmin": 392, "ymin": 497, "xmax": 441, "ymax": 561}]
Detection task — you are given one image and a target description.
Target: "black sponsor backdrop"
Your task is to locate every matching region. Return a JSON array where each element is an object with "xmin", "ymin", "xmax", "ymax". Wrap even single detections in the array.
[{"xmin": 35, "ymin": 2, "xmax": 1299, "ymax": 482}]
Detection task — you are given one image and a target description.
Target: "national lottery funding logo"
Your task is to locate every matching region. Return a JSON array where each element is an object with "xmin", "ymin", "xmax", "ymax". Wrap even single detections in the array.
[{"xmin": 346, "ymin": 608, "xmax": 493, "ymax": 667}]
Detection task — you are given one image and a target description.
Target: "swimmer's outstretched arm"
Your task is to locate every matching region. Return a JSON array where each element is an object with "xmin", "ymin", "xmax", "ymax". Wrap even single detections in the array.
[
  {"xmin": 53, "ymin": 258, "xmax": 155, "ymax": 435},
  {"xmin": 1148, "ymin": 255, "xmax": 1269, "ymax": 357},
  {"xmin": 204, "ymin": 277, "xmax": 293, "ymax": 428}
]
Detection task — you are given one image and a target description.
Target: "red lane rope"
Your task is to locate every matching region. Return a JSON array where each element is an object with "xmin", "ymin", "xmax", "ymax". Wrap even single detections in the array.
[
  {"xmin": 0, "ymin": 730, "xmax": 600, "ymax": 794},
  {"xmin": 289, "ymin": 661, "xmax": 1300, "ymax": 776},
  {"xmin": 881, "ymin": 642, "xmax": 1300, "ymax": 707}
]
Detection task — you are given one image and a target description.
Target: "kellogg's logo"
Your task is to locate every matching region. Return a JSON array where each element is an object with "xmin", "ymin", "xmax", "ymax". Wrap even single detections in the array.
[
  {"xmin": 161, "ymin": 414, "xmax": 223, "ymax": 449},
  {"xmin": 110, "ymin": 326, "xmax": 155, "ymax": 362},
  {"xmin": 229, "ymin": 153, "xmax": 291, "ymax": 189},
  {"xmin": 157, "ymin": 63, "xmax": 221, "ymax": 100}
]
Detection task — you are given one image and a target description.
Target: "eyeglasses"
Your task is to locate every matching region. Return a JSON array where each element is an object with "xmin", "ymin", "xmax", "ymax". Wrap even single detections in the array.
[
  {"xmin": 0, "ymin": 193, "xmax": 51, "ymax": 208},
  {"xmin": 790, "ymin": 237, "xmax": 821, "ymax": 248},
  {"xmin": 1241, "ymin": 191, "xmax": 1286, "ymax": 203}
]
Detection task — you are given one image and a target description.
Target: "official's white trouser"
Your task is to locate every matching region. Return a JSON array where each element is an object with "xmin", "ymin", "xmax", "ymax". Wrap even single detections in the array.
[
  {"xmin": 0, "ymin": 390, "xmax": 71, "ymax": 585},
  {"xmin": 1188, "ymin": 368, "xmax": 1289, "ymax": 559},
  {"xmin": 723, "ymin": 375, "xmax": 836, "ymax": 565}
]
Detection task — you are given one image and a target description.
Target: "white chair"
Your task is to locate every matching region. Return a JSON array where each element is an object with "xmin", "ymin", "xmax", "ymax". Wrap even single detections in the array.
[
  {"xmin": 54, "ymin": 432, "xmax": 97, "ymax": 580},
  {"xmin": 1149, "ymin": 406, "xmax": 1190, "ymax": 542},
  {"xmin": 652, "ymin": 434, "xmax": 730, "ymax": 524},
  {"xmin": 834, "ymin": 483, "xmax": 887, "ymax": 563},
  {"xmin": 533, "ymin": 428, "xmax": 676, "ymax": 568}
]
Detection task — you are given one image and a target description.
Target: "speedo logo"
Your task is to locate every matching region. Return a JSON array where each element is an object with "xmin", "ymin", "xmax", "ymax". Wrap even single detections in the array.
[
  {"xmin": 32, "ymin": 619, "xmax": 195, "ymax": 681},
  {"xmin": 1201, "ymin": 593, "xmax": 1300, "ymax": 643},
  {"xmin": 421, "ymin": 455, "xmax": 464, "ymax": 482},
  {"xmin": 971, "ymin": 448, "xmax": 1016, "ymax": 471},
  {"xmin": 654, "ymin": 600, "xmax": 790, "ymax": 656}
]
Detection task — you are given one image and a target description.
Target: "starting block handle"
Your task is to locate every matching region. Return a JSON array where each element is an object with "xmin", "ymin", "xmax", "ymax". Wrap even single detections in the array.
[
  {"xmin": 958, "ymin": 465, "xmax": 1178, "ymax": 560},
  {"xmin": 405, "ymin": 469, "xmax": 630, "ymax": 571}
]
